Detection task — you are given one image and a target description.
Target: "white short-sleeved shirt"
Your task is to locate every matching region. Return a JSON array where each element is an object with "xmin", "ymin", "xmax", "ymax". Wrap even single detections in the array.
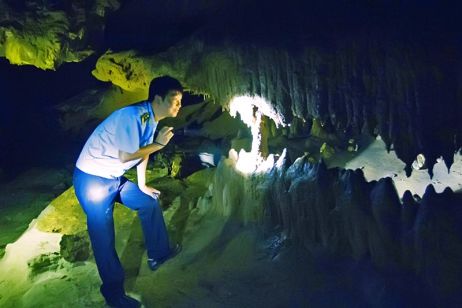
[{"xmin": 76, "ymin": 101, "xmax": 157, "ymax": 179}]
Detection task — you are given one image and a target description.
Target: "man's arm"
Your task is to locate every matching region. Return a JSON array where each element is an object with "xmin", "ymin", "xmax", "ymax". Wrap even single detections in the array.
[
  {"xmin": 118, "ymin": 126, "xmax": 174, "ymax": 163},
  {"xmin": 136, "ymin": 156, "xmax": 149, "ymax": 188},
  {"xmin": 137, "ymin": 156, "xmax": 161, "ymax": 197},
  {"xmin": 119, "ymin": 143, "xmax": 164, "ymax": 163}
]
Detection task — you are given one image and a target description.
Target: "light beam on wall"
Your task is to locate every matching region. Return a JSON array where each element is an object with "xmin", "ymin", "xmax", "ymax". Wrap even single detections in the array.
[{"xmin": 228, "ymin": 95, "xmax": 284, "ymax": 175}]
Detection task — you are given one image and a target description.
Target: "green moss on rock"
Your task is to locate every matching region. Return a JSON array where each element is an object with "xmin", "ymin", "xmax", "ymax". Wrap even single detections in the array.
[
  {"xmin": 27, "ymin": 252, "xmax": 62, "ymax": 278},
  {"xmin": 148, "ymin": 177, "xmax": 186, "ymax": 208},
  {"xmin": 36, "ymin": 187, "xmax": 87, "ymax": 234},
  {"xmin": 36, "ymin": 186, "xmax": 136, "ymax": 235},
  {"xmin": 60, "ymin": 232, "xmax": 91, "ymax": 262},
  {"xmin": 320, "ymin": 142, "xmax": 335, "ymax": 160},
  {"xmin": 0, "ymin": 244, "xmax": 5, "ymax": 260}
]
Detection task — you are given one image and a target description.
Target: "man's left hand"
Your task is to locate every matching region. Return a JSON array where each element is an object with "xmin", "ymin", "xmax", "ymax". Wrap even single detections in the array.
[{"xmin": 139, "ymin": 185, "xmax": 161, "ymax": 198}]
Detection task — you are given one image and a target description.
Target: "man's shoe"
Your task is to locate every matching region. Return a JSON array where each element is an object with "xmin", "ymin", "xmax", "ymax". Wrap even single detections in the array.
[
  {"xmin": 147, "ymin": 243, "xmax": 182, "ymax": 271},
  {"xmin": 105, "ymin": 294, "xmax": 141, "ymax": 308}
]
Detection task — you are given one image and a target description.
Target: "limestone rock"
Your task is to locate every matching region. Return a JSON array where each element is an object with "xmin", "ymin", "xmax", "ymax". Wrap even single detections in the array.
[
  {"xmin": 369, "ymin": 177, "xmax": 402, "ymax": 266},
  {"xmin": 413, "ymin": 186, "xmax": 462, "ymax": 295},
  {"xmin": 36, "ymin": 186, "xmax": 136, "ymax": 235},
  {"xmin": 2, "ymin": 11, "xmax": 72, "ymax": 70},
  {"xmin": 55, "ymin": 85, "xmax": 147, "ymax": 135},
  {"xmin": 0, "ymin": 0, "xmax": 120, "ymax": 69},
  {"xmin": 90, "ymin": 31, "xmax": 460, "ymax": 173},
  {"xmin": 27, "ymin": 252, "xmax": 62, "ymax": 278},
  {"xmin": 91, "ymin": 50, "xmax": 154, "ymax": 91},
  {"xmin": 260, "ymin": 152, "xmax": 462, "ymax": 295},
  {"xmin": 60, "ymin": 232, "xmax": 90, "ymax": 262},
  {"xmin": 320, "ymin": 142, "xmax": 335, "ymax": 161}
]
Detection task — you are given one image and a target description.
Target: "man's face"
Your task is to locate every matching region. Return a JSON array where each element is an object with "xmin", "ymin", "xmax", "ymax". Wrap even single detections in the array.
[{"xmin": 162, "ymin": 90, "xmax": 183, "ymax": 117}]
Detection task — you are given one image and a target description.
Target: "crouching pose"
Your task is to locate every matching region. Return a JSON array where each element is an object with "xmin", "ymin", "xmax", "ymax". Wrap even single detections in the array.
[{"xmin": 73, "ymin": 76, "xmax": 183, "ymax": 307}]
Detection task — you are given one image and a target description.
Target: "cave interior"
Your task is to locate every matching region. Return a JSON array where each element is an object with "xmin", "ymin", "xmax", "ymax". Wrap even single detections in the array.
[{"xmin": 1, "ymin": 0, "xmax": 462, "ymax": 307}]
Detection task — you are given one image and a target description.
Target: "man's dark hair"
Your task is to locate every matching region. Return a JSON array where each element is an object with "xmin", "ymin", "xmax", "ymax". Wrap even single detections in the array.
[{"xmin": 148, "ymin": 76, "xmax": 183, "ymax": 101}]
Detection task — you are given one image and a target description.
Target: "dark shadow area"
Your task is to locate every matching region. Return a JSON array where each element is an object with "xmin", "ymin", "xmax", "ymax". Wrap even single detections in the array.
[{"xmin": 0, "ymin": 55, "xmax": 104, "ymax": 180}]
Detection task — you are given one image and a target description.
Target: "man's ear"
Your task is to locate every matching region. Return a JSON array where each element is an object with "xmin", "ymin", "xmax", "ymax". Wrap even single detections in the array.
[{"xmin": 153, "ymin": 94, "xmax": 163, "ymax": 104}]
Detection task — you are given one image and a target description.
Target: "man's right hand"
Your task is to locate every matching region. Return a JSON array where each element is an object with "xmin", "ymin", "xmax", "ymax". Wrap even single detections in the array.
[
  {"xmin": 155, "ymin": 126, "xmax": 174, "ymax": 146},
  {"xmin": 119, "ymin": 127, "xmax": 174, "ymax": 163}
]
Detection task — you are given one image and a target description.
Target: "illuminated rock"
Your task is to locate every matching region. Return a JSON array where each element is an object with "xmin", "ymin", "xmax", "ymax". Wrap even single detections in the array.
[
  {"xmin": 0, "ymin": 0, "xmax": 120, "ymax": 69},
  {"xmin": 89, "ymin": 34, "xmax": 460, "ymax": 175},
  {"xmin": 1, "ymin": 0, "xmax": 460, "ymax": 173},
  {"xmin": 2, "ymin": 11, "xmax": 72, "ymax": 70},
  {"xmin": 92, "ymin": 50, "xmax": 154, "ymax": 91},
  {"xmin": 1, "ymin": 1, "xmax": 462, "ymax": 305},
  {"xmin": 27, "ymin": 252, "xmax": 62, "ymax": 278},
  {"xmin": 320, "ymin": 142, "xmax": 335, "ymax": 160},
  {"xmin": 36, "ymin": 186, "xmax": 136, "ymax": 235}
]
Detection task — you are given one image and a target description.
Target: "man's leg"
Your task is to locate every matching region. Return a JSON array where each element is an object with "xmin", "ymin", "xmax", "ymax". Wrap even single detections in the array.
[
  {"xmin": 116, "ymin": 177, "xmax": 171, "ymax": 260},
  {"xmin": 73, "ymin": 169, "xmax": 125, "ymax": 300}
]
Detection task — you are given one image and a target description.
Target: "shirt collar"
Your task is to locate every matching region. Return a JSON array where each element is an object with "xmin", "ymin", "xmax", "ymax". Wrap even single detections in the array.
[{"xmin": 146, "ymin": 101, "xmax": 156, "ymax": 124}]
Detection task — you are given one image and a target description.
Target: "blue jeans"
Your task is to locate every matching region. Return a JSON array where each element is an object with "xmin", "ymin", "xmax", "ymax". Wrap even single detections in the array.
[{"xmin": 73, "ymin": 168, "xmax": 170, "ymax": 298}]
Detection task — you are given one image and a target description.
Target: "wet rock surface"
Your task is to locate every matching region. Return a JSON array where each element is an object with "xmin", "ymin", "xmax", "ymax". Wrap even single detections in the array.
[{"xmin": 264, "ymin": 155, "xmax": 462, "ymax": 304}]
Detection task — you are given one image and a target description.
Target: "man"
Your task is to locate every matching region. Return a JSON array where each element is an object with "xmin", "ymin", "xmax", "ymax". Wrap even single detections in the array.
[{"xmin": 73, "ymin": 76, "xmax": 183, "ymax": 307}]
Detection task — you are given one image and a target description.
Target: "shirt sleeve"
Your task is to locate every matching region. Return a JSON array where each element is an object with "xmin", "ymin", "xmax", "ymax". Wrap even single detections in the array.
[
  {"xmin": 147, "ymin": 123, "xmax": 157, "ymax": 145},
  {"xmin": 113, "ymin": 109, "xmax": 141, "ymax": 154}
]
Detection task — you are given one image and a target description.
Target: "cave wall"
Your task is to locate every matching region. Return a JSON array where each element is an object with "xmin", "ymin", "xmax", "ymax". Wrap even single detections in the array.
[
  {"xmin": 1, "ymin": 0, "xmax": 460, "ymax": 172},
  {"xmin": 1, "ymin": 1, "xmax": 462, "ymax": 304},
  {"xmin": 264, "ymin": 153, "xmax": 462, "ymax": 297},
  {"xmin": 207, "ymin": 151, "xmax": 462, "ymax": 303},
  {"xmin": 90, "ymin": 34, "xmax": 461, "ymax": 175}
]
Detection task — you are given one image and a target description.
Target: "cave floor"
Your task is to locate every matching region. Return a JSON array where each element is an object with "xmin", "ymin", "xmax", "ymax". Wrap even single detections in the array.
[
  {"xmin": 0, "ymin": 167, "xmax": 72, "ymax": 259},
  {"xmin": 0, "ymin": 200, "xmax": 434, "ymax": 308}
]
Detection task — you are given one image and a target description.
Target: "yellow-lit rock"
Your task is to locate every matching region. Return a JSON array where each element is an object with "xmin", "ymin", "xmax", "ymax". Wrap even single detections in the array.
[
  {"xmin": 3, "ymin": 12, "xmax": 68, "ymax": 70},
  {"xmin": 320, "ymin": 142, "xmax": 335, "ymax": 160},
  {"xmin": 35, "ymin": 186, "xmax": 136, "ymax": 235},
  {"xmin": 91, "ymin": 41, "xmax": 244, "ymax": 105},
  {"xmin": 0, "ymin": 1, "xmax": 120, "ymax": 70},
  {"xmin": 92, "ymin": 50, "xmax": 154, "ymax": 91}
]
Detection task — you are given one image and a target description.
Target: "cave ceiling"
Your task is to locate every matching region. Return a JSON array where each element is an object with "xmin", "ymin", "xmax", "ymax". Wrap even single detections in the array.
[{"xmin": 0, "ymin": 0, "xmax": 461, "ymax": 175}]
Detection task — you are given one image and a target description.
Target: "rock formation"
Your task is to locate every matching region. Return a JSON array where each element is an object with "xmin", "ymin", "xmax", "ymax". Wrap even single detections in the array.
[
  {"xmin": 0, "ymin": 0, "xmax": 120, "ymax": 69},
  {"xmin": 1, "ymin": 0, "xmax": 462, "ymax": 306}
]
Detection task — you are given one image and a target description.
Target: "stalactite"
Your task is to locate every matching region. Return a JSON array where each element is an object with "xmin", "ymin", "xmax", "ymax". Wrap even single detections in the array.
[
  {"xmin": 413, "ymin": 186, "xmax": 462, "ymax": 295},
  {"xmin": 262, "ymin": 158, "xmax": 462, "ymax": 296},
  {"xmin": 217, "ymin": 36, "xmax": 460, "ymax": 173},
  {"xmin": 400, "ymin": 190, "xmax": 418, "ymax": 270},
  {"xmin": 369, "ymin": 177, "xmax": 402, "ymax": 266},
  {"xmin": 91, "ymin": 30, "xmax": 461, "ymax": 172}
]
